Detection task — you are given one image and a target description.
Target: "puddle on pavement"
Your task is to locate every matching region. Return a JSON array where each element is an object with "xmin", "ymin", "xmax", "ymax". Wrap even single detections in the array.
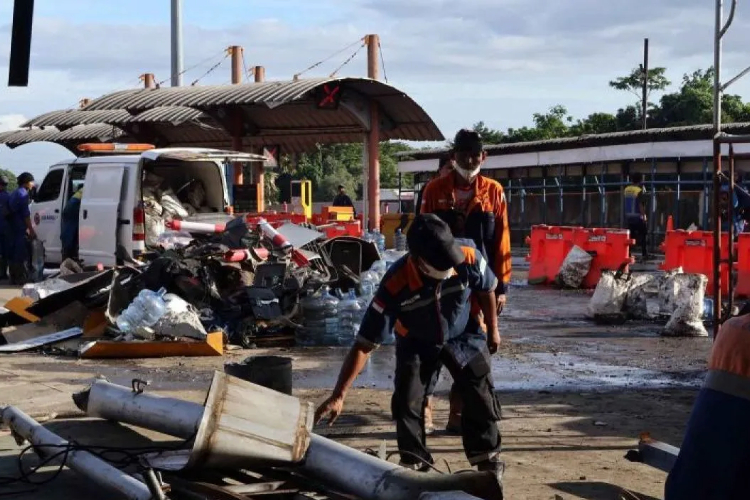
[{"xmin": 290, "ymin": 347, "xmax": 704, "ymax": 392}]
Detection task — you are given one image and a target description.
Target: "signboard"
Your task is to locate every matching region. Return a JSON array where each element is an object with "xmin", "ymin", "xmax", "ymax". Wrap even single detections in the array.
[
  {"xmin": 316, "ymin": 83, "xmax": 342, "ymax": 110},
  {"xmin": 263, "ymin": 146, "xmax": 280, "ymax": 169}
]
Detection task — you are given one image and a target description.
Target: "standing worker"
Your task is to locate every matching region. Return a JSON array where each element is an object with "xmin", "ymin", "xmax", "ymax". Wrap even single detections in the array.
[
  {"xmin": 623, "ymin": 173, "xmax": 649, "ymax": 260},
  {"xmin": 0, "ymin": 176, "xmax": 11, "ymax": 280},
  {"xmin": 8, "ymin": 173, "xmax": 36, "ymax": 285},
  {"xmin": 61, "ymin": 185, "xmax": 83, "ymax": 261},
  {"xmin": 420, "ymin": 129, "xmax": 511, "ymax": 434},
  {"xmin": 315, "ymin": 214, "xmax": 504, "ymax": 479},
  {"xmin": 415, "ymin": 153, "xmax": 455, "ymax": 216},
  {"xmin": 332, "ymin": 184, "xmax": 357, "ymax": 217}
]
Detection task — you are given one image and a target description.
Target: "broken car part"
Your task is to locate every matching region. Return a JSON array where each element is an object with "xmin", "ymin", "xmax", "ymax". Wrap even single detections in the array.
[
  {"xmin": 0, "ymin": 405, "xmax": 153, "ymax": 500},
  {"xmin": 74, "ymin": 376, "xmax": 503, "ymax": 500}
]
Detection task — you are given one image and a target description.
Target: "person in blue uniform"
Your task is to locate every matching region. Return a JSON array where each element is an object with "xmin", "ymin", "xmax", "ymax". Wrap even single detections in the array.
[
  {"xmin": 8, "ymin": 173, "xmax": 36, "ymax": 285},
  {"xmin": 61, "ymin": 186, "xmax": 83, "ymax": 261},
  {"xmin": 0, "ymin": 176, "xmax": 11, "ymax": 280},
  {"xmin": 623, "ymin": 173, "xmax": 649, "ymax": 260},
  {"xmin": 315, "ymin": 214, "xmax": 504, "ymax": 480}
]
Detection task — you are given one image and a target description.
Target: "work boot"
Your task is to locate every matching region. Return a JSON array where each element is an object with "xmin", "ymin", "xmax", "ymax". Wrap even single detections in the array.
[
  {"xmin": 445, "ymin": 385, "xmax": 463, "ymax": 435},
  {"xmin": 423, "ymin": 396, "xmax": 435, "ymax": 435}
]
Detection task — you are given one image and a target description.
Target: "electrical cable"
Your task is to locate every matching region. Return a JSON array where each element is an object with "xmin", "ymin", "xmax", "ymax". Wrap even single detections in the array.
[
  {"xmin": 293, "ymin": 37, "xmax": 365, "ymax": 80},
  {"xmin": 329, "ymin": 42, "xmax": 366, "ymax": 78},
  {"xmin": 157, "ymin": 48, "xmax": 229, "ymax": 87},
  {"xmin": 362, "ymin": 447, "xmax": 445, "ymax": 474},
  {"xmin": 0, "ymin": 432, "xmax": 195, "ymax": 487},
  {"xmin": 378, "ymin": 41, "xmax": 389, "ymax": 83},
  {"xmin": 190, "ymin": 53, "xmax": 230, "ymax": 86}
]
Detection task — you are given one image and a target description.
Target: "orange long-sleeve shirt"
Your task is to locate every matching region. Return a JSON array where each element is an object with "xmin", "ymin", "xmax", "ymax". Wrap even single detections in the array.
[{"xmin": 420, "ymin": 172, "xmax": 512, "ymax": 291}]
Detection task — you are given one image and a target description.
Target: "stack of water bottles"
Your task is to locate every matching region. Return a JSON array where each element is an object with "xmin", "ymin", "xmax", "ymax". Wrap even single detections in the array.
[
  {"xmin": 116, "ymin": 288, "xmax": 169, "ymax": 333},
  {"xmin": 364, "ymin": 229, "xmax": 386, "ymax": 254},
  {"xmin": 295, "ymin": 258, "xmax": 400, "ymax": 347}
]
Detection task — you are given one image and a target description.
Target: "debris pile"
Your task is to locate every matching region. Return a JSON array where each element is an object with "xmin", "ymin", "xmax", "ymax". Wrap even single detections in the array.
[
  {"xmin": 586, "ymin": 267, "xmax": 709, "ymax": 336},
  {"xmin": 0, "ymin": 374, "xmax": 502, "ymax": 500},
  {"xmin": 0, "ymin": 214, "xmax": 409, "ymax": 358}
]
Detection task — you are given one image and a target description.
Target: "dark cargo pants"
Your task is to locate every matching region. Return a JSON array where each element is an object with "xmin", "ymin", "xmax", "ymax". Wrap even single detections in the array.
[{"xmin": 392, "ymin": 335, "xmax": 502, "ymax": 466}]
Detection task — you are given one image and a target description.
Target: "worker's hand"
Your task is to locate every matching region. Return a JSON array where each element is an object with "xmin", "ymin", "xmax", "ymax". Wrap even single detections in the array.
[
  {"xmin": 641, "ymin": 214, "xmax": 648, "ymax": 222},
  {"xmin": 315, "ymin": 394, "xmax": 345, "ymax": 427},
  {"xmin": 487, "ymin": 327, "xmax": 501, "ymax": 355},
  {"xmin": 496, "ymin": 294, "xmax": 507, "ymax": 313},
  {"xmin": 27, "ymin": 228, "xmax": 36, "ymax": 240}
]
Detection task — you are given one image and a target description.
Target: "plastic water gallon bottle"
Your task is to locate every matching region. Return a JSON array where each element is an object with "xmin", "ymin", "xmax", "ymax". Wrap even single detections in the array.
[
  {"xmin": 370, "ymin": 260, "xmax": 388, "ymax": 282},
  {"xmin": 703, "ymin": 297, "xmax": 714, "ymax": 321},
  {"xmin": 319, "ymin": 286, "xmax": 341, "ymax": 346},
  {"xmin": 116, "ymin": 288, "xmax": 167, "ymax": 332},
  {"xmin": 338, "ymin": 290, "xmax": 362, "ymax": 345},
  {"xmin": 395, "ymin": 228, "xmax": 407, "ymax": 251},
  {"xmin": 373, "ymin": 228, "xmax": 386, "ymax": 253}
]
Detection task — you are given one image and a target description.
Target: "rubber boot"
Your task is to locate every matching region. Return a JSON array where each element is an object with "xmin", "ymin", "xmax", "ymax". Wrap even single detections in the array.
[
  {"xmin": 423, "ymin": 395, "xmax": 435, "ymax": 436},
  {"xmin": 446, "ymin": 384, "xmax": 463, "ymax": 435}
]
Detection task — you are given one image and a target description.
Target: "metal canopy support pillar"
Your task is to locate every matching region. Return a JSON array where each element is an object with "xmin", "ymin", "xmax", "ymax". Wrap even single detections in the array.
[
  {"xmin": 141, "ymin": 73, "xmax": 155, "ymax": 89},
  {"xmin": 366, "ymin": 34, "xmax": 381, "ymax": 232},
  {"xmin": 230, "ymin": 45, "xmax": 245, "ymax": 187},
  {"xmin": 170, "ymin": 0, "xmax": 183, "ymax": 87},
  {"xmin": 254, "ymin": 65, "xmax": 265, "ymax": 211},
  {"xmin": 713, "ymin": 0, "xmax": 727, "ymax": 336},
  {"xmin": 729, "ymin": 144, "xmax": 736, "ymax": 317},
  {"xmin": 254, "ymin": 66, "xmax": 265, "ymax": 83}
]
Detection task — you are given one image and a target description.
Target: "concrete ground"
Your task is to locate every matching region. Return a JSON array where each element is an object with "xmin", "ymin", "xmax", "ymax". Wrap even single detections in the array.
[{"xmin": 0, "ymin": 265, "xmax": 711, "ymax": 500}]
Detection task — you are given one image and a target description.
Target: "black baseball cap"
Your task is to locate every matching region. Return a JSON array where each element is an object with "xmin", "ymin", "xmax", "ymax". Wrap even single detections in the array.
[
  {"xmin": 407, "ymin": 214, "xmax": 465, "ymax": 271},
  {"xmin": 453, "ymin": 129, "xmax": 483, "ymax": 155}
]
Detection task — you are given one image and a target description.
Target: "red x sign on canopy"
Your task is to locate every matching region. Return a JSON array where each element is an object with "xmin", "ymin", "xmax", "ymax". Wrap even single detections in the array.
[{"xmin": 317, "ymin": 84, "xmax": 341, "ymax": 109}]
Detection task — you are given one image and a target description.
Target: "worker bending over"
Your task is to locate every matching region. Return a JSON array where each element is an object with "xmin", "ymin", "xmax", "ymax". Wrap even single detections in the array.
[
  {"xmin": 315, "ymin": 214, "xmax": 504, "ymax": 479},
  {"xmin": 420, "ymin": 129, "xmax": 511, "ymax": 433}
]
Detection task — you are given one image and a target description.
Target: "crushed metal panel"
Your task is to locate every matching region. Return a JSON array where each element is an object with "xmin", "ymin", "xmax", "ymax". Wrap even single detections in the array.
[
  {"xmin": 276, "ymin": 223, "xmax": 325, "ymax": 249},
  {"xmin": 0, "ymin": 327, "xmax": 83, "ymax": 352}
]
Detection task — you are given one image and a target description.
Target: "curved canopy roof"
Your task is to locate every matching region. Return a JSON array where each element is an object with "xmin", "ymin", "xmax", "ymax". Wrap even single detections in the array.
[{"xmin": 9, "ymin": 77, "xmax": 444, "ymax": 153}]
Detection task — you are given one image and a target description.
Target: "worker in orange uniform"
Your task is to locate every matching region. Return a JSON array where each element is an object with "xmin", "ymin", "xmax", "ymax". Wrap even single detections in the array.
[{"xmin": 420, "ymin": 128, "xmax": 511, "ymax": 433}]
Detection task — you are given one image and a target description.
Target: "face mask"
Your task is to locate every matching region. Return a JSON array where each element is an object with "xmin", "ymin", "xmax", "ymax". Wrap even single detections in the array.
[
  {"xmin": 417, "ymin": 258, "xmax": 453, "ymax": 280},
  {"xmin": 455, "ymin": 164, "xmax": 481, "ymax": 182}
]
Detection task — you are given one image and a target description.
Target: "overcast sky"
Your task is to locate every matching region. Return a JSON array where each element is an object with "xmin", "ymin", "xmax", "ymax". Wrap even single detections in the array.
[{"xmin": 1, "ymin": 0, "xmax": 750, "ymax": 179}]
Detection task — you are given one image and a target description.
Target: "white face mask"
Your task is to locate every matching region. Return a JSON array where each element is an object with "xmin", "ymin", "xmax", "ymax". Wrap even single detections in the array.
[
  {"xmin": 455, "ymin": 164, "xmax": 481, "ymax": 183},
  {"xmin": 417, "ymin": 258, "xmax": 453, "ymax": 280}
]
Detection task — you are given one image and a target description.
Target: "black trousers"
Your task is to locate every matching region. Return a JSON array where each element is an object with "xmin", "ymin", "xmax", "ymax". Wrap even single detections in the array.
[
  {"xmin": 392, "ymin": 336, "xmax": 502, "ymax": 466},
  {"xmin": 628, "ymin": 218, "xmax": 649, "ymax": 258}
]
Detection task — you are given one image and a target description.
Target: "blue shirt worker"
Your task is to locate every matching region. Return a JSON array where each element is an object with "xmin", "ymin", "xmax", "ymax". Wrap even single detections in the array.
[
  {"xmin": 623, "ymin": 172, "xmax": 649, "ymax": 260},
  {"xmin": 0, "ymin": 176, "xmax": 11, "ymax": 280},
  {"xmin": 315, "ymin": 214, "xmax": 504, "ymax": 482},
  {"xmin": 8, "ymin": 172, "xmax": 36, "ymax": 285}
]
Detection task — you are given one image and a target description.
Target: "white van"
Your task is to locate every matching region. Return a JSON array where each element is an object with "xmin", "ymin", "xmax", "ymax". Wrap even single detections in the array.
[{"xmin": 30, "ymin": 145, "xmax": 265, "ymax": 267}]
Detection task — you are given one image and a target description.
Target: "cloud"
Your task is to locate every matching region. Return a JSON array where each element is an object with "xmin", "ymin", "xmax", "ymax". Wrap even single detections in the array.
[
  {"xmin": 0, "ymin": 0, "xmax": 750, "ymax": 172},
  {"xmin": 0, "ymin": 114, "xmax": 27, "ymax": 132}
]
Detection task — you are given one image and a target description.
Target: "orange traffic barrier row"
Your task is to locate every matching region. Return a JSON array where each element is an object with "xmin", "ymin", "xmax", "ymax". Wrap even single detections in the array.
[
  {"xmin": 659, "ymin": 230, "xmax": 731, "ymax": 297},
  {"xmin": 525, "ymin": 225, "xmax": 635, "ymax": 288}
]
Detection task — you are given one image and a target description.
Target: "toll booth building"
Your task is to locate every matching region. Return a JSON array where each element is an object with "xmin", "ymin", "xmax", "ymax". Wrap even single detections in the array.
[{"xmin": 397, "ymin": 123, "xmax": 750, "ymax": 250}]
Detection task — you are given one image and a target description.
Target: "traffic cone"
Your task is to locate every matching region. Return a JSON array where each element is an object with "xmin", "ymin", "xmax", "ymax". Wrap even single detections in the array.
[{"xmin": 666, "ymin": 215, "xmax": 674, "ymax": 232}]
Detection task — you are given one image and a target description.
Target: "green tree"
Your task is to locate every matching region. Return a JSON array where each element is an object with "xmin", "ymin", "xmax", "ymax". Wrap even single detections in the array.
[
  {"xmin": 570, "ymin": 112, "xmax": 619, "ymax": 135},
  {"xmin": 0, "ymin": 169, "xmax": 17, "ymax": 191},
  {"xmin": 609, "ymin": 67, "xmax": 671, "ymax": 102},
  {"xmin": 471, "ymin": 121, "xmax": 506, "ymax": 144}
]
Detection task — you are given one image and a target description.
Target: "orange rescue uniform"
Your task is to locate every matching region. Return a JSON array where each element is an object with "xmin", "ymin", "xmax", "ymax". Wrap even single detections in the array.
[{"xmin": 420, "ymin": 172, "xmax": 512, "ymax": 293}]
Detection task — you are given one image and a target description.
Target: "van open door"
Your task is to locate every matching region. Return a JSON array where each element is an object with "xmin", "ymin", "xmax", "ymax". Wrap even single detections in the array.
[{"xmin": 78, "ymin": 164, "xmax": 127, "ymax": 267}]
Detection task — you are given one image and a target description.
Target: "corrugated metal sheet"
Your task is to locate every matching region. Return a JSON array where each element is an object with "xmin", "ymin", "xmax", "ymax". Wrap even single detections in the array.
[
  {"xmin": 80, "ymin": 77, "xmax": 443, "ymax": 142},
  {"xmin": 13, "ymin": 78, "xmax": 443, "ymax": 149},
  {"xmin": 396, "ymin": 122, "xmax": 750, "ymax": 160},
  {"xmin": 21, "ymin": 109, "xmax": 133, "ymax": 128},
  {"xmin": 0, "ymin": 124, "xmax": 126, "ymax": 149},
  {"xmin": 125, "ymin": 106, "xmax": 207, "ymax": 125}
]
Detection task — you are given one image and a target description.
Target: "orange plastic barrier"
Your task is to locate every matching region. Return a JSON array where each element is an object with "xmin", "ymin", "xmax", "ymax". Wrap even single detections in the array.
[
  {"xmin": 735, "ymin": 233, "xmax": 750, "ymax": 298},
  {"xmin": 575, "ymin": 228, "xmax": 635, "ymax": 289},
  {"xmin": 525, "ymin": 225, "xmax": 582, "ymax": 285},
  {"xmin": 320, "ymin": 220, "xmax": 362, "ymax": 239},
  {"xmin": 660, "ymin": 230, "xmax": 730, "ymax": 296},
  {"xmin": 526, "ymin": 225, "xmax": 634, "ymax": 288}
]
